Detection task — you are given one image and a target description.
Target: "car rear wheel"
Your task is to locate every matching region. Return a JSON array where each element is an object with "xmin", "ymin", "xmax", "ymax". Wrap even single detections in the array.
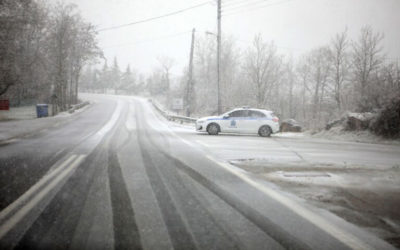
[
  {"xmin": 258, "ymin": 125, "xmax": 272, "ymax": 137},
  {"xmin": 207, "ymin": 123, "xmax": 220, "ymax": 135}
]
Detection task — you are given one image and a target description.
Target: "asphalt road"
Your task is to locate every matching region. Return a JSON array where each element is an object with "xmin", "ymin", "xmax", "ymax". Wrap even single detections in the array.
[{"xmin": 0, "ymin": 94, "xmax": 398, "ymax": 250}]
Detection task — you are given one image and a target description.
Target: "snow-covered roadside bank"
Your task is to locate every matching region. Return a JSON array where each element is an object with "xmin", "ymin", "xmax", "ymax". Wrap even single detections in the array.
[
  {"xmin": 162, "ymin": 117, "xmax": 400, "ymax": 146},
  {"xmin": 272, "ymin": 127, "xmax": 400, "ymax": 145},
  {"xmin": 272, "ymin": 132, "xmax": 306, "ymax": 138},
  {"xmin": 0, "ymin": 101, "xmax": 91, "ymax": 144},
  {"xmin": 232, "ymin": 159, "xmax": 400, "ymax": 249},
  {"xmin": 309, "ymin": 126, "xmax": 400, "ymax": 145}
]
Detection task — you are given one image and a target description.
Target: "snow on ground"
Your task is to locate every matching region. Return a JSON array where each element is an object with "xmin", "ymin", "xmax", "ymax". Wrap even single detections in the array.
[
  {"xmin": 166, "ymin": 120, "xmax": 195, "ymax": 132},
  {"xmin": 232, "ymin": 158, "xmax": 400, "ymax": 248},
  {"xmin": 160, "ymin": 109, "xmax": 397, "ymax": 145},
  {"xmin": 150, "ymin": 100, "xmax": 400, "ymax": 247},
  {"xmin": 310, "ymin": 126, "xmax": 400, "ymax": 145},
  {"xmin": 0, "ymin": 102, "xmax": 91, "ymax": 143},
  {"xmin": 272, "ymin": 132, "xmax": 305, "ymax": 138},
  {"xmin": 0, "ymin": 106, "xmax": 39, "ymax": 120}
]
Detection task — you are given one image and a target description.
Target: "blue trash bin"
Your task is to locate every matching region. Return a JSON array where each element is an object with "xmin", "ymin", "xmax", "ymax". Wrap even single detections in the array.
[{"xmin": 36, "ymin": 104, "xmax": 49, "ymax": 118}]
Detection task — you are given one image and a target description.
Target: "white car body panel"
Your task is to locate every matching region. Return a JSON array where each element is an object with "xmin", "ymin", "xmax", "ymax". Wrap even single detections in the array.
[{"xmin": 195, "ymin": 108, "xmax": 280, "ymax": 135}]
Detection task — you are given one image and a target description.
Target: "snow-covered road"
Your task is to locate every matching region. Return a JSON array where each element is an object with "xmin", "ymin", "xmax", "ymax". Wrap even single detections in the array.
[
  {"xmin": 166, "ymin": 120, "xmax": 400, "ymax": 169},
  {"xmin": 0, "ymin": 94, "xmax": 397, "ymax": 250}
]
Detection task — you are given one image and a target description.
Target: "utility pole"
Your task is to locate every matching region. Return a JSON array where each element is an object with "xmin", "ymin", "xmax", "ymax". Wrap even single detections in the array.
[
  {"xmin": 185, "ymin": 28, "xmax": 196, "ymax": 117},
  {"xmin": 217, "ymin": 0, "xmax": 222, "ymax": 115}
]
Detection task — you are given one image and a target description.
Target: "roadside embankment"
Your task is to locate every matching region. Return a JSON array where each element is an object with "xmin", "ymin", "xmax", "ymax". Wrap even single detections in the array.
[{"xmin": 0, "ymin": 101, "xmax": 91, "ymax": 144}]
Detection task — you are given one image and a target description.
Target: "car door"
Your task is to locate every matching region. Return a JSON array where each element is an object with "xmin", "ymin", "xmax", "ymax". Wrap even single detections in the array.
[
  {"xmin": 221, "ymin": 110, "xmax": 244, "ymax": 133},
  {"xmin": 242, "ymin": 110, "xmax": 266, "ymax": 133},
  {"xmin": 235, "ymin": 110, "xmax": 250, "ymax": 133}
]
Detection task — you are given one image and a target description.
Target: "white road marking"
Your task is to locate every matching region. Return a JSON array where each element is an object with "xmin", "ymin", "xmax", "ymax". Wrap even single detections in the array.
[
  {"xmin": 0, "ymin": 98, "xmax": 123, "ymax": 240},
  {"xmin": 125, "ymin": 102, "xmax": 136, "ymax": 131},
  {"xmin": 0, "ymin": 155, "xmax": 77, "ymax": 223},
  {"xmin": 96, "ymin": 100, "xmax": 123, "ymax": 137},
  {"xmin": 0, "ymin": 139, "xmax": 19, "ymax": 145},
  {"xmin": 203, "ymin": 155, "xmax": 372, "ymax": 250},
  {"xmin": 0, "ymin": 155, "xmax": 86, "ymax": 239}
]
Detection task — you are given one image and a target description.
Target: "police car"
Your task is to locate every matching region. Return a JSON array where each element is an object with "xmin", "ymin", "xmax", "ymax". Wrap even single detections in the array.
[{"xmin": 195, "ymin": 107, "xmax": 280, "ymax": 137}]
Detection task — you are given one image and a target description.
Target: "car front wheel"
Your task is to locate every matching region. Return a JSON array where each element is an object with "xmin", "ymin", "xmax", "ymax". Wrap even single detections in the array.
[
  {"xmin": 258, "ymin": 125, "xmax": 272, "ymax": 137},
  {"xmin": 207, "ymin": 123, "xmax": 220, "ymax": 135}
]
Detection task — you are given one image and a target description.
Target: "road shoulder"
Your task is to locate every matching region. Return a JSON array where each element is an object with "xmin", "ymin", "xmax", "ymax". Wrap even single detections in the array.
[{"xmin": 0, "ymin": 102, "xmax": 92, "ymax": 144}]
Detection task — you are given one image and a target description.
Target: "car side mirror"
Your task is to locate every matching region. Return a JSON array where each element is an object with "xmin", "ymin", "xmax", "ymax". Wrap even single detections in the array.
[{"xmin": 223, "ymin": 115, "xmax": 229, "ymax": 119}]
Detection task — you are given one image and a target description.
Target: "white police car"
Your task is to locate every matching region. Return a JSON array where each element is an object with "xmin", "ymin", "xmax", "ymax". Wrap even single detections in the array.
[{"xmin": 195, "ymin": 107, "xmax": 280, "ymax": 137}]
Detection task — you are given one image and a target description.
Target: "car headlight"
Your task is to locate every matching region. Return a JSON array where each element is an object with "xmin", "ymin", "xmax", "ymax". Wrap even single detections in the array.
[{"xmin": 197, "ymin": 120, "xmax": 205, "ymax": 124}]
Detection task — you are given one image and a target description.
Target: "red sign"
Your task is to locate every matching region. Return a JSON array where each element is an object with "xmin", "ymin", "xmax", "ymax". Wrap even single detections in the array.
[{"xmin": 0, "ymin": 100, "xmax": 10, "ymax": 110}]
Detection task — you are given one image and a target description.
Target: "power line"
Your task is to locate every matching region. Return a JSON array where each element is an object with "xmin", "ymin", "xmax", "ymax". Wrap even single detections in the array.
[
  {"xmin": 97, "ymin": 1, "xmax": 212, "ymax": 32},
  {"xmin": 102, "ymin": 30, "xmax": 192, "ymax": 49},
  {"xmin": 223, "ymin": 0, "xmax": 294, "ymax": 16},
  {"xmin": 223, "ymin": 0, "xmax": 273, "ymax": 13},
  {"xmin": 222, "ymin": 0, "xmax": 251, "ymax": 6},
  {"xmin": 222, "ymin": 0, "xmax": 256, "ymax": 7},
  {"xmin": 223, "ymin": 0, "xmax": 271, "ymax": 10},
  {"xmin": 223, "ymin": 0, "xmax": 292, "ymax": 15}
]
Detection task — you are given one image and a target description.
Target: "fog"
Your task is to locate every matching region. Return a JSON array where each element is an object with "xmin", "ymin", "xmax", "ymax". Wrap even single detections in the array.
[
  {"xmin": 1, "ymin": 2, "xmax": 400, "ymax": 249},
  {"xmin": 66, "ymin": 0, "xmax": 400, "ymax": 74}
]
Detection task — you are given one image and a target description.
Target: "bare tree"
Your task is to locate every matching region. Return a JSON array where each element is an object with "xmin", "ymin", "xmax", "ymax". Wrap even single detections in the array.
[
  {"xmin": 383, "ymin": 62, "xmax": 400, "ymax": 94},
  {"xmin": 193, "ymin": 35, "xmax": 217, "ymax": 114},
  {"xmin": 329, "ymin": 29, "xmax": 349, "ymax": 112},
  {"xmin": 157, "ymin": 56, "xmax": 175, "ymax": 94},
  {"xmin": 352, "ymin": 26, "xmax": 384, "ymax": 112},
  {"xmin": 0, "ymin": 0, "xmax": 48, "ymax": 98},
  {"xmin": 370, "ymin": 61, "xmax": 400, "ymax": 108},
  {"xmin": 296, "ymin": 58, "xmax": 311, "ymax": 123},
  {"xmin": 244, "ymin": 34, "xmax": 282, "ymax": 108},
  {"xmin": 189, "ymin": 34, "xmax": 242, "ymax": 115},
  {"xmin": 46, "ymin": 2, "xmax": 101, "ymax": 112},
  {"xmin": 0, "ymin": 0, "xmax": 100, "ymax": 113},
  {"xmin": 305, "ymin": 47, "xmax": 331, "ymax": 128},
  {"xmin": 69, "ymin": 20, "xmax": 101, "ymax": 103},
  {"xmin": 219, "ymin": 35, "xmax": 241, "ymax": 111},
  {"xmin": 47, "ymin": 3, "xmax": 78, "ymax": 111},
  {"xmin": 283, "ymin": 57, "xmax": 296, "ymax": 118}
]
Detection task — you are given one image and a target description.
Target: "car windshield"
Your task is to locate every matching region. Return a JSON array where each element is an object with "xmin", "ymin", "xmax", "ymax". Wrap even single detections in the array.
[{"xmin": 1, "ymin": 1, "xmax": 399, "ymax": 250}]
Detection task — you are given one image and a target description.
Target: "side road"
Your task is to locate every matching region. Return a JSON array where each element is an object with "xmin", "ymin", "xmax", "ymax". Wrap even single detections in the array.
[{"xmin": 0, "ymin": 102, "xmax": 91, "ymax": 144}]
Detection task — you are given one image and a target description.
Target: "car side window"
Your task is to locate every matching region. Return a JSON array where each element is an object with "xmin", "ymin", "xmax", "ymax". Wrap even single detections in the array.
[
  {"xmin": 249, "ymin": 111, "xmax": 266, "ymax": 118},
  {"xmin": 229, "ymin": 110, "xmax": 243, "ymax": 117},
  {"xmin": 229, "ymin": 110, "xmax": 249, "ymax": 118}
]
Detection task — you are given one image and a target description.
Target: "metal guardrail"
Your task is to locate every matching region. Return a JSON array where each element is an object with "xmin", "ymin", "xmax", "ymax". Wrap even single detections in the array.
[
  {"xmin": 169, "ymin": 114, "xmax": 197, "ymax": 123},
  {"xmin": 149, "ymin": 99, "xmax": 197, "ymax": 123},
  {"xmin": 68, "ymin": 101, "xmax": 90, "ymax": 114}
]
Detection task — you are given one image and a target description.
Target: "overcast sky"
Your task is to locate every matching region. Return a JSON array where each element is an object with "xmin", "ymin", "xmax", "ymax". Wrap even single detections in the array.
[{"xmin": 64, "ymin": 0, "xmax": 400, "ymax": 75}]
